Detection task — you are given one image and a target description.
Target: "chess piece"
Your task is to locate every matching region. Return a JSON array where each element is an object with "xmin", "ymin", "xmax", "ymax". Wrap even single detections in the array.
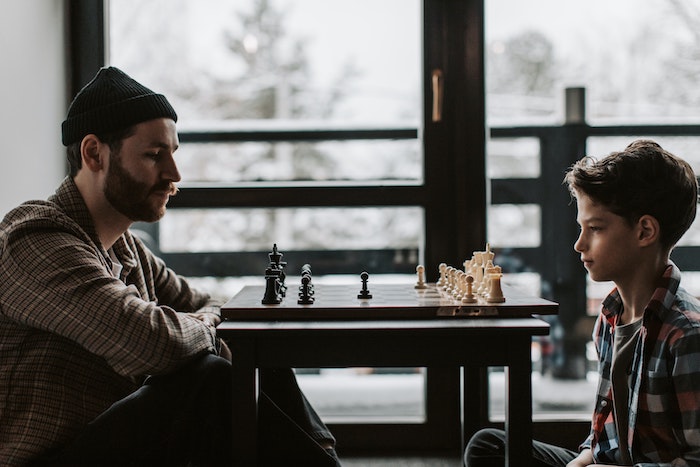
[
  {"xmin": 483, "ymin": 266, "xmax": 496, "ymax": 299},
  {"xmin": 269, "ymin": 243, "xmax": 283, "ymax": 265},
  {"xmin": 261, "ymin": 267, "xmax": 282, "ymax": 304},
  {"xmin": 464, "ymin": 258, "xmax": 474, "ymax": 283},
  {"xmin": 301, "ymin": 263, "xmax": 312, "ymax": 277},
  {"xmin": 454, "ymin": 271, "xmax": 465, "ymax": 299},
  {"xmin": 486, "ymin": 268, "xmax": 506, "ymax": 303},
  {"xmin": 463, "ymin": 257, "xmax": 473, "ymax": 274},
  {"xmin": 473, "ymin": 252, "xmax": 485, "ymax": 295},
  {"xmin": 300, "ymin": 263, "xmax": 314, "ymax": 296},
  {"xmin": 268, "ymin": 244, "xmax": 287, "ymax": 297},
  {"xmin": 357, "ymin": 271, "xmax": 373, "ymax": 299},
  {"xmin": 414, "ymin": 265, "xmax": 427, "ymax": 289},
  {"xmin": 484, "ymin": 243, "xmax": 495, "ymax": 267},
  {"xmin": 462, "ymin": 274, "xmax": 477, "ymax": 303},
  {"xmin": 437, "ymin": 263, "xmax": 447, "ymax": 288},
  {"xmin": 297, "ymin": 274, "xmax": 315, "ymax": 304},
  {"xmin": 444, "ymin": 266, "xmax": 455, "ymax": 294}
]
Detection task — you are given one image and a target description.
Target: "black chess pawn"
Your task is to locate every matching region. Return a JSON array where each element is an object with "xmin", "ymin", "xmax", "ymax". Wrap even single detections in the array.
[
  {"xmin": 300, "ymin": 263, "xmax": 314, "ymax": 296},
  {"xmin": 301, "ymin": 263, "xmax": 312, "ymax": 277},
  {"xmin": 357, "ymin": 271, "xmax": 373, "ymax": 299},
  {"xmin": 297, "ymin": 275, "xmax": 315, "ymax": 305}
]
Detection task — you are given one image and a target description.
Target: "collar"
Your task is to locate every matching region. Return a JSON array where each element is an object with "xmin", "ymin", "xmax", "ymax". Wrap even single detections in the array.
[
  {"xmin": 600, "ymin": 262, "xmax": 681, "ymax": 326},
  {"xmin": 48, "ymin": 177, "xmax": 138, "ymax": 274},
  {"xmin": 48, "ymin": 177, "xmax": 102, "ymax": 249}
]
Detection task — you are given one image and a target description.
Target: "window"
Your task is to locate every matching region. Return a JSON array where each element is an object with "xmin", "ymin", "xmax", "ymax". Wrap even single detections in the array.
[
  {"xmin": 485, "ymin": 0, "xmax": 700, "ymax": 423},
  {"xmin": 78, "ymin": 0, "xmax": 486, "ymax": 453}
]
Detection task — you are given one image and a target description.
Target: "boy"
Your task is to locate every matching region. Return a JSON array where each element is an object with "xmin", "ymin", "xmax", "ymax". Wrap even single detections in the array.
[{"xmin": 465, "ymin": 139, "xmax": 700, "ymax": 466}]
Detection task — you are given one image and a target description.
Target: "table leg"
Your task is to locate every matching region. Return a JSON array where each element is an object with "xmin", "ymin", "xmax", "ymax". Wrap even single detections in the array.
[
  {"xmin": 505, "ymin": 336, "xmax": 533, "ymax": 467},
  {"xmin": 462, "ymin": 365, "xmax": 489, "ymax": 452},
  {"xmin": 229, "ymin": 338, "xmax": 258, "ymax": 464}
]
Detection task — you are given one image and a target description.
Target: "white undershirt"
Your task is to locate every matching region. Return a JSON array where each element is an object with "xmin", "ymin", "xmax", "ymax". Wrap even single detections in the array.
[
  {"xmin": 108, "ymin": 248, "xmax": 123, "ymax": 279},
  {"xmin": 611, "ymin": 316, "xmax": 643, "ymax": 466}
]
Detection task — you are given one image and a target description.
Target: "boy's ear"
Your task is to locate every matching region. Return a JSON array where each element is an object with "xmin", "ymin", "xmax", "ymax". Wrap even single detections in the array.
[
  {"xmin": 80, "ymin": 134, "xmax": 105, "ymax": 172},
  {"xmin": 637, "ymin": 214, "xmax": 660, "ymax": 246}
]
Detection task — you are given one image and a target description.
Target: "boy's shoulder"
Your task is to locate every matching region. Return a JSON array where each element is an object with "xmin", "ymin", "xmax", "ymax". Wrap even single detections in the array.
[{"xmin": 662, "ymin": 287, "xmax": 700, "ymax": 331}]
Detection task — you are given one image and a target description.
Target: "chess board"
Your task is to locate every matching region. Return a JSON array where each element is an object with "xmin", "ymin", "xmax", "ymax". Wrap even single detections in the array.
[{"xmin": 221, "ymin": 282, "xmax": 558, "ymax": 321}]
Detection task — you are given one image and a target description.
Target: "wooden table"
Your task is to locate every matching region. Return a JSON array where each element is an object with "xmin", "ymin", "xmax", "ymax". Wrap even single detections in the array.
[{"xmin": 217, "ymin": 283, "xmax": 555, "ymax": 466}]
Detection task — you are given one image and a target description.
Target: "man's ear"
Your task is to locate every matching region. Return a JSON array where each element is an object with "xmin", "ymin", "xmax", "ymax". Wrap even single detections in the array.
[
  {"xmin": 637, "ymin": 214, "xmax": 660, "ymax": 246},
  {"xmin": 80, "ymin": 134, "xmax": 105, "ymax": 172}
]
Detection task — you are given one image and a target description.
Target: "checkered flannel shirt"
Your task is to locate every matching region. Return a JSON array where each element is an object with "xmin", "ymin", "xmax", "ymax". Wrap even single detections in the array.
[
  {"xmin": 583, "ymin": 262, "xmax": 700, "ymax": 466},
  {"xmin": 0, "ymin": 177, "xmax": 221, "ymax": 466}
]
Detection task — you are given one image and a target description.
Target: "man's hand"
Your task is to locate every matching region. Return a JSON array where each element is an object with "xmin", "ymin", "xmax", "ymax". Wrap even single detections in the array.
[
  {"xmin": 189, "ymin": 311, "xmax": 221, "ymax": 328},
  {"xmin": 186, "ymin": 312, "xmax": 231, "ymax": 361},
  {"xmin": 218, "ymin": 338, "xmax": 233, "ymax": 362},
  {"xmin": 566, "ymin": 449, "xmax": 594, "ymax": 467}
]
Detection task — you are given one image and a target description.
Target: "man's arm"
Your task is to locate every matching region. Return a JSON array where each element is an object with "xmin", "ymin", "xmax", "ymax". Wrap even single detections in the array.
[{"xmin": 0, "ymin": 228, "xmax": 217, "ymax": 377}]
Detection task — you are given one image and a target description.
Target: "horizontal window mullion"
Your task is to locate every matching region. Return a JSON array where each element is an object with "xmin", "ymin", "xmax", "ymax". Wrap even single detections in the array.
[
  {"xmin": 491, "ymin": 124, "xmax": 700, "ymax": 139},
  {"xmin": 168, "ymin": 186, "xmax": 427, "ymax": 208},
  {"xmin": 179, "ymin": 127, "xmax": 419, "ymax": 143}
]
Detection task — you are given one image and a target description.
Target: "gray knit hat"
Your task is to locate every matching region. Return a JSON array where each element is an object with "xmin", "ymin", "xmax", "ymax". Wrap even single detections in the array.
[{"xmin": 61, "ymin": 67, "xmax": 177, "ymax": 146}]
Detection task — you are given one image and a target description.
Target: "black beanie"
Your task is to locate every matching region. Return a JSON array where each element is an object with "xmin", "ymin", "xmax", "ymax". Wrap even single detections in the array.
[{"xmin": 61, "ymin": 67, "xmax": 178, "ymax": 146}]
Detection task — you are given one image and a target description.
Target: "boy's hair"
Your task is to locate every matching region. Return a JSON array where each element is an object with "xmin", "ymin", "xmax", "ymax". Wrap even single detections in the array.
[
  {"xmin": 66, "ymin": 126, "xmax": 136, "ymax": 177},
  {"xmin": 563, "ymin": 139, "xmax": 699, "ymax": 251}
]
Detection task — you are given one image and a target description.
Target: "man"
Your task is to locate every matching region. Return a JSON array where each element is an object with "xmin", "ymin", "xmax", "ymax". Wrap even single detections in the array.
[
  {"xmin": 465, "ymin": 140, "xmax": 700, "ymax": 466},
  {"xmin": 0, "ymin": 66, "xmax": 339, "ymax": 466}
]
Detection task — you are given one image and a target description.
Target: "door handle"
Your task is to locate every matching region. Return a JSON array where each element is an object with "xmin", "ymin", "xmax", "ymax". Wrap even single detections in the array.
[{"xmin": 432, "ymin": 69, "xmax": 443, "ymax": 122}]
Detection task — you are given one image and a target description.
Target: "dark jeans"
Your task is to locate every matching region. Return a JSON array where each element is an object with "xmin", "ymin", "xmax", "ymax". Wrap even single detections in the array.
[
  {"xmin": 464, "ymin": 428, "xmax": 578, "ymax": 467},
  {"xmin": 34, "ymin": 354, "xmax": 339, "ymax": 466}
]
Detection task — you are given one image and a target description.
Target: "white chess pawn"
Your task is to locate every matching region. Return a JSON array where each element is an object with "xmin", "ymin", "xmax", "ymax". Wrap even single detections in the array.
[
  {"xmin": 453, "ymin": 271, "xmax": 465, "ymax": 299},
  {"xmin": 445, "ymin": 266, "xmax": 455, "ymax": 293},
  {"xmin": 414, "ymin": 265, "xmax": 428, "ymax": 289},
  {"xmin": 462, "ymin": 274, "xmax": 477, "ymax": 303},
  {"xmin": 437, "ymin": 263, "xmax": 447, "ymax": 288}
]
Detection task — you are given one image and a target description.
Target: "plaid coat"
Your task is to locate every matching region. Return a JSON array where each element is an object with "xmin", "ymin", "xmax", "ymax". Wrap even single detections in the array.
[
  {"xmin": 583, "ymin": 262, "xmax": 700, "ymax": 466},
  {"xmin": 0, "ymin": 177, "xmax": 220, "ymax": 466}
]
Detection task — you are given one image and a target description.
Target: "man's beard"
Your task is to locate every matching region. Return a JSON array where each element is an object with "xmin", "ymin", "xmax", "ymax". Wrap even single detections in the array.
[{"xmin": 104, "ymin": 153, "xmax": 177, "ymax": 223}]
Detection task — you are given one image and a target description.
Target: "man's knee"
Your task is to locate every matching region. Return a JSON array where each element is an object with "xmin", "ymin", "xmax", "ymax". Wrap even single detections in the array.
[
  {"xmin": 194, "ymin": 353, "xmax": 232, "ymax": 377},
  {"xmin": 185, "ymin": 353, "xmax": 232, "ymax": 393},
  {"xmin": 464, "ymin": 428, "xmax": 506, "ymax": 466},
  {"xmin": 145, "ymin": 353, "xmax": 231, "ymax": 397}
]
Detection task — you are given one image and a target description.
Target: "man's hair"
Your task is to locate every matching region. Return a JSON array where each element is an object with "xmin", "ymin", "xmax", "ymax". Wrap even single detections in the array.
[
  {"xmin": 563, "ymin": 139, "xmax": 699, "ymax": 251},
  {"xmin": 66, "ymin": 126, "xmax": 135, "ymax": 177}
]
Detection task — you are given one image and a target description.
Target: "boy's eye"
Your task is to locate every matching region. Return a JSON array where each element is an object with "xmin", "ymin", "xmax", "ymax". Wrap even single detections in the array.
[{"xmin": 577, "ymin": 224, "xmax": 601, "ymax": 233}]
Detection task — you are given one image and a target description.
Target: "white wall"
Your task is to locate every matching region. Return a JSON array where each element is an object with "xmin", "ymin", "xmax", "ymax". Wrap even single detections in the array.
[{"xmin": 0, "ymin": 0, "xmax": 67, "ymax": 216}]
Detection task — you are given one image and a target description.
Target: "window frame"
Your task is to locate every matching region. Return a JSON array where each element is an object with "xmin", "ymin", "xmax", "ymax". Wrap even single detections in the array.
[{"xmin": 69, "ymin": 0, "xmax": 486, "ymax": 454}]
